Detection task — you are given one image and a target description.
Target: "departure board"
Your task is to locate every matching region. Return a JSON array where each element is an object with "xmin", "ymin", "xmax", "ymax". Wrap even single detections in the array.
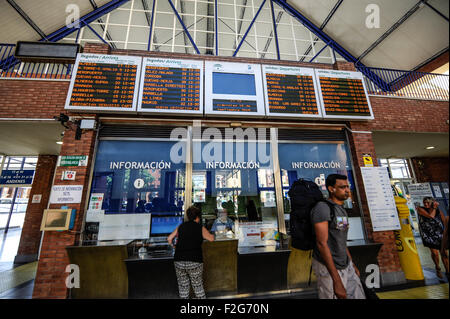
[
  {"xmin": 65, "ymin": 54, "xmax": 141, "ymax": 112},
  {"xmin": 262, "ymin": 65, "xmax": 321, "ymax": 118},
  {"xmin": 315, "ymin": 69, "xmax": 374, "ymax": 120},
  {"xmin": 205, "ymin": 61, "xmax": 265, "ymax": 117},
  {"xmin": 138, "ymin": 58, "xmax": 203, "ymax": 115}
]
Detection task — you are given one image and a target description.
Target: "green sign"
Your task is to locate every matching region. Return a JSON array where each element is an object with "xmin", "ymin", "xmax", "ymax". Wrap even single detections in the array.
[{"xmin": 59, "ymin": 155, "xmax": 88, "ymax": 167}]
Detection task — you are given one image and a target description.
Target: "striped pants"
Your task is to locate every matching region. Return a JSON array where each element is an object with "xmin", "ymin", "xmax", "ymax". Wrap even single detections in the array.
[{"xmin": 174, "ymin": 261, "xmax": 206, "ymax": 299}]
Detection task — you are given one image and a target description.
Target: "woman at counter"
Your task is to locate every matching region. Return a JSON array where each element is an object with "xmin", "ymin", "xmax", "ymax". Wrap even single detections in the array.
[{"xmin": 167, "ymin": 206, "xmax": 214, "ymax": 299}]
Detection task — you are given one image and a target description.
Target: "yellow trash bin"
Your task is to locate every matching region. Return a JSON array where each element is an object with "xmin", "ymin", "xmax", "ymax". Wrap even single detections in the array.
[{"xmin": 394, "ymin": 196, "xmax": 424, "ymax": 281}]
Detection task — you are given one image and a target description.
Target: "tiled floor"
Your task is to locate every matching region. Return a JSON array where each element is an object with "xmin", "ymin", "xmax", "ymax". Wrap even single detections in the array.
[{"xmin": 377, "ymin": 283, "xmax": 449, "ymax": 299}]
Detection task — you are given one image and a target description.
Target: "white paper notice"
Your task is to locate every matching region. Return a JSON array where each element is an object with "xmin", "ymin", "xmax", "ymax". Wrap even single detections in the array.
[
  {"xmin": 49, "ymin": 185, "xmax": 83, "ymax": 204},
  {"xmin": 98, "ymin": 214, "xmax": 151, "ymax": 240},
  {"xmin": 361, "ymin": 167, "xmax": 401, "ymax": 231}
]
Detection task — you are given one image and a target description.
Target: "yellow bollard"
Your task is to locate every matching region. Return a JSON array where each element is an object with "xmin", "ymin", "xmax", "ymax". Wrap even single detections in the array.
[{"xmin": 394, "ymin": 196, "xmax": 424, "ymax": 281}]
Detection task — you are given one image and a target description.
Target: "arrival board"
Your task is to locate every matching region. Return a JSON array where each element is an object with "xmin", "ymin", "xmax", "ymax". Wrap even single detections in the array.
[
  {"xmin": 262, "ymin": 65, "xmax": 321, "ymax": 118},
  {"xmin": 65, "ymin": 54, "xmax": 141, "ymax": 112},
  {"xmin": 315, "ymin": 69, "xmax": 374, "ymax": 120},
  {"xmin": 138, "ymin": 58, "xmax": 203, "ymax": 114}
]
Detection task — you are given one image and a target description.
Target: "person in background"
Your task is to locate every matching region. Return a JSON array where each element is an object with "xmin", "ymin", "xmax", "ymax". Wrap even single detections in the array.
[
  {"xmin": 441, "ymin": 214, "xmax": 449, "ymax": 280},
  {"xmin": 417, "ymin": 197, "xmax": 449, "ymax": 279},
  {"xmin": 311, "ymin": 174, "xmax": 365, "ymax": 299},
  {"xmin": 211, "ymin": 208, "xmax": 234, "ymax": 233},
  {"xmin": 167, "ymin": 206, "xmax": 214, "ymax": 299},
  {"xmin": 246, "ymin": 199, "xmax": 259, "ymax": 221}
]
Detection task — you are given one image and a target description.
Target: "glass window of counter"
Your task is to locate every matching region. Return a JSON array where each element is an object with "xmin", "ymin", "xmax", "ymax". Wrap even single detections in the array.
[
  {"xmin": 277, "ymin": 141, "xmax": 364, "ymax": 241},
  {"xmin": 86, "ymin": 140, "xmax": 186, "ymax": 242},
  {"xmin": 192, "ymin": 130, "xmax": 279, "ymax": 247}
]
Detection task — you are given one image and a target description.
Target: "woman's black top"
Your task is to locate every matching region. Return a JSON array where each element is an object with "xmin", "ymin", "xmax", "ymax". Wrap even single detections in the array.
[
  {"xmin": 418, "ymin": 207, "xmax": 444, "ymax": 249},
  {"xmin": 174, "ymin": 221, "xmax": 204, "ymax": 263}
]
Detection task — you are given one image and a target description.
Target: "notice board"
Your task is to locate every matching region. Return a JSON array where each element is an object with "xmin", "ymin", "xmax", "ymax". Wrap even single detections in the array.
[
  {"xmin": 204, "ymin": 61, "xmax": 265, "ymax": 117},
  {"xmin": 65, "ymin": 53, "xmax": 141, "ymax": 112},
  {"xmin": 262, "ymin": 65, "xmax": 322, "ymax": 118},
  {"xmin": 315, "ymin": 69, "xmax": 374, "ymax": 120},
  {"xmin": 138, "ymin": 57, "xmax": 203, "ymax": 115},
  {"xmin": 361, "ymin": 167, "xmax": 400, "ymax": 231}
]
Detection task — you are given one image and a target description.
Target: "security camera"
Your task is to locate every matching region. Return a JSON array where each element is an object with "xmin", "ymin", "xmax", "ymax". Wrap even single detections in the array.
[{"xmin": 54, "ymin": 113, "xmax": 70, "ymax": 129}]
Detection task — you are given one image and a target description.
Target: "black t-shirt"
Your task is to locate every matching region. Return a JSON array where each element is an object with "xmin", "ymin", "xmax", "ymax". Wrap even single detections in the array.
[{"xmin": 174, "ymin": 221, "xmax": 204, "ymax": 263}]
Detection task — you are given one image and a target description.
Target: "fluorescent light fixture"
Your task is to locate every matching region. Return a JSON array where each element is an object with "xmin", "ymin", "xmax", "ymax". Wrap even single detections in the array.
[
  {"xmin": 425, "ymin": 146, "xmax": 435, "ymax": 150},
  {"xmin": 56, "ymin": 141, "xmax": 63, "ymax": 145}
]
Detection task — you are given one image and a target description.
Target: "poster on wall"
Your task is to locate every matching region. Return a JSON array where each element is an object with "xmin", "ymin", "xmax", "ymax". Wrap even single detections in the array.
[
  {"xmin": 138, "ymin": 57, "xmax": 203, "ymax": 115},
  {"xmin": 65, "ymin": 53, "xmax": 142, "ymax": 112},
  {"xmin": 237, "ymin": 221, "xmax": 279, "ymax": 247},
  {"xmin": 49, "ymin": 185, "xmax": 83, "ymax": 204},
  {"xmin": 315, "ymin": 69, "xmax": 374, "ymax": 120},
  {"xmin": 205, "ymin": 61, "xmax": 265, "ymax": 117},
  {"xmin": 360, "ymin": 167, "xmax": 400, "ymax": 231},
  {"xmin": 262, "ymin": 65, "xmax": 322, "ymax": 119}
]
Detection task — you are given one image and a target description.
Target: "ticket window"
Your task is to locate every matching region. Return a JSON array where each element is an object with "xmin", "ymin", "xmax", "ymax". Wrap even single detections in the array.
[
  {"xmin": 277, "ymin": 142, "xmax": 364, "ymax": 241},
  {"xmin": 87, "ymin": 140, "xmax": 186, "ymax": 242},
  {"xmin": 192, "ymin": 139, "xmax": 278, "ymax": 237}
]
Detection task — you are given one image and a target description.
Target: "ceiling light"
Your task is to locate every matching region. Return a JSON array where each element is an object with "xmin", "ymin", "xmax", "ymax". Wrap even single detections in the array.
[
  {"xmin": 425, "ymin": 146, "xmax": 435, "ymax": 150},
  {"xmin": 56, "ymin": 141, "xmax": 63, "ymax": 145}
]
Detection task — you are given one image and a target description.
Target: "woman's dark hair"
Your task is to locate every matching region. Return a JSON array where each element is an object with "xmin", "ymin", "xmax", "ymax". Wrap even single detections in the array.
[
  {"xmin": 325, "ymin": 174, "xmax": 348, "ymax": 191},
  {"xmin": 186, "ymin": 205, "xmax": 202, "ymax": 221}
]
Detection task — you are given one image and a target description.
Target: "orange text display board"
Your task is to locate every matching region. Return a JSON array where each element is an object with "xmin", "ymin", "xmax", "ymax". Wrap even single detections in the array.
[
  {"xmin": 65, "ymin": 54, "xmax": 141, "ymax": 112},
  {"xmin": 315, "ymin": 69, "xmax": 374, "ymax": 120},
  {"xmin": 138, "ymin": 58, "xmax": 203, "ymax": 115}
]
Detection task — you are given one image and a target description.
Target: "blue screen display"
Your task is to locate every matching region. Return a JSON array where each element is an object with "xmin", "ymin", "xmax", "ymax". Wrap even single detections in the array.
[
  {"xmin": 212, "ymin": 72, "xmax": 256, "ymax": 95},
  {"xmin": 151, "ymin": 216, "xmax": 183, "ymax": 235}
]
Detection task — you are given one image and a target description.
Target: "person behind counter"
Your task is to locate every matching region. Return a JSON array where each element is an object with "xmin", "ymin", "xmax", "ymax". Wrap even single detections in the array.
[
  {"xmin": 167, "ymin": 206, "xmax": 214, "ymax": 299},
  {"xmin": 210, "ymin": 208, "xmax": 234, "ymax": 233}
]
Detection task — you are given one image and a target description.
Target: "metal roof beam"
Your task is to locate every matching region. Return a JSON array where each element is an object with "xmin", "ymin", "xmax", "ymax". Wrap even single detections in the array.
[
  {"xmin": 44, "ymin": 0, "xmax": 131, "ymax": 42},
  {"xmin": 423, "ymin": 1, "xmax": 449, "ymax": 22},
  {"xmin": 357, "ymin": 0, "xmax": 426, "ymax": 63},
  {"xmin": 272, "ymin": 0, "xmax": 390, "ymax": 91},
  {"xmin": 88, "ymin": 0, "xmax": 117, "ymax": 49},
  {"xmin": 300, "ymin": 0, "xmax": 344, "ymax": 62},
  {"xmin": 6, "ymin": 0, "xmax": 48, "ymax": 40}
]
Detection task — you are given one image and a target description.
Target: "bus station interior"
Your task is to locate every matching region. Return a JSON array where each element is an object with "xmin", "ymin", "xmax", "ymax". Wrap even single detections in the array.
[{"xmin": 0, "ymin": 0, "xmax": 449, "ymax": 299}]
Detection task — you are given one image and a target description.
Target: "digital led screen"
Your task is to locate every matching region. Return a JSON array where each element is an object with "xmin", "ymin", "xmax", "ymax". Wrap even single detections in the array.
[
  {"xmin": 138, "ymin": 58, "xmax": 203, "ymax": 114},
  {"xmin": 150, "ymin": 215, "xmax": 184, "ymax": 236},
  {"xmin": 205, "ymin": 61, "xmax": 265, "ymax": 117},
  {"xmin": 65, "ymin": 54, "xmax": 141, "ymax": 112},
  {"xmin": 212, "ymin": 72, "xmax": 256, "ymax": 95},
  {"xmin": 315, "ymin": 69, "xmax": 374, "ymax": 120},
  {"xmin": 262, "ymin": 65, "xmax": 321, "ymax": 118}
]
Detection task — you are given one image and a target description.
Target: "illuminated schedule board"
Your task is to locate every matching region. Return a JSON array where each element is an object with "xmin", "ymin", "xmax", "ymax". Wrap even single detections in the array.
[
  {"xmin": 315, "ymin": 69, "xmax": 374, "ymax": 120},
  {"xmin": 138, "ymin": 58, "xmax": 203, "ymax": 115},
  {"xmin": 262, "ymin": 65, "xmax": 322, "ymax": 118},
  {"xmin": 65, "ymin": 53, "xmax": 141, "ymax": 112},
  {"xmin": 205, "ymin": 61, "xmax": 265, "ymax": 117}
]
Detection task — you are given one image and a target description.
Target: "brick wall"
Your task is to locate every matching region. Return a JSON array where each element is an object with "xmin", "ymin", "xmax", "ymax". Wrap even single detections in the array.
[
  {"xmin": 410, "ymin": 157, "xmax": 449, "ymax": 183},
  {"xmin": 15, "ymin": 155, "xmax": 58, "ymax": 264},
  {"xmin": 32, "ymin": 127, "xmax": 97, "ymax": 299},
  {"xmin": 0, "ymin": 79, "xmax": 69, "ymax": 119},
  {"xmin": 346, "ymin": 123, "xmax": 404, "ymax": 279}
]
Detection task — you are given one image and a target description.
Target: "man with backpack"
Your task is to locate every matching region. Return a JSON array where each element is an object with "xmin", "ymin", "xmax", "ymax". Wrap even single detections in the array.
[{"xmin": 310, "ymin": 174, "xmax": 366, "ymax": 299}]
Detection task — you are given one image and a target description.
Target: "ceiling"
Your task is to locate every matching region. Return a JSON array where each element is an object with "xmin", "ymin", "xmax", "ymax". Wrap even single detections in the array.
[
  {"xmin": 0, "ymin": 121, "xmax": 63, "ymax": 156},
  {"xmin": 0, "ymin": 0, "xmax": 448, "ymax": 71},
  {"xmin": 372, "ymin": 131, "xmax": 449, "ymax": 158}
]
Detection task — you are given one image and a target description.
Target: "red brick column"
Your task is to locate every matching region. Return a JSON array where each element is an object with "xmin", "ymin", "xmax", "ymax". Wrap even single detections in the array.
[
  {"xmin": 32, "ymin": 127, "xmax": 96, "ymax": 299},
  {"xmin": 14, "ymin": 155, "xmax": 58, "ymax": 264},
  {"xmin": 347, "ymin": 122, "xmax": 405, "ymax": 286}
]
